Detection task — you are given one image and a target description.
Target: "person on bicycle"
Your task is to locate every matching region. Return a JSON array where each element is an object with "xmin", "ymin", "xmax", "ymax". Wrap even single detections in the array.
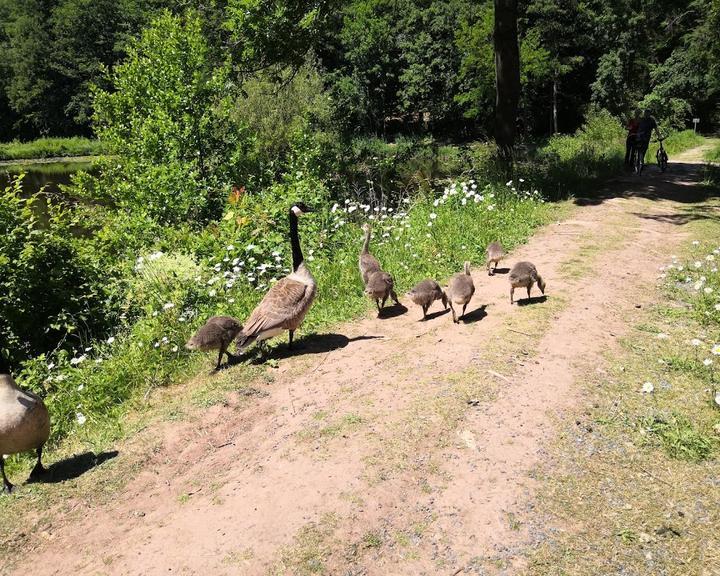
[
  {"xmin": 624, "ymin": 108, "xmax": 641, "ymax": 167},
  {"xmin": 634, "ymin": 109, "xmax": 661, "ymax": 167}
]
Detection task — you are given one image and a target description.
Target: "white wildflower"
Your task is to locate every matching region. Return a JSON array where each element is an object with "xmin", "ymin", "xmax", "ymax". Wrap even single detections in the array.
[
  {"xmin": 703, "ymin": 358, "xmax": 713, "ymax": 366},
  {"xmin": 691, "ymin": 338, "xmax": 703, "ymax": 346},
  {"xmin": 163, "ymin": 302, "xmax": 175, "ymax": 310},
  {"xmin": 76, "ymin": 412, "xmax": 87, "ymax": 426},
  {"xmin": 641, "ymin": 382, "xmax": 654, "ymax": 393}
]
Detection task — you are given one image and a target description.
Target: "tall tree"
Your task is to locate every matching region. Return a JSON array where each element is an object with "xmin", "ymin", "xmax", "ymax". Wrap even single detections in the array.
[{"xmin": 494, "ymin": 0, "xmax": 520, "ymax": 151}]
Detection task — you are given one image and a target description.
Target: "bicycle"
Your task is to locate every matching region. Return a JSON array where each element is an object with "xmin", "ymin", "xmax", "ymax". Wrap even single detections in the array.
[{"xmin": 656, "ymin": 136, "xmax": 668, "ymax": 172}]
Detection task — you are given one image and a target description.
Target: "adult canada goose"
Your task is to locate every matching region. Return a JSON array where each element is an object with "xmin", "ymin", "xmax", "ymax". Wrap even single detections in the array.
[
  {"xmin": 447, "ymin": 261, "xmax": 475, "ymax": 323},
  {"xmin": 0, "ymin": 374, "xmax": 50, "ymax": 493},
  {"xmin": 365, "ymin": 270, "xmax": 400, "ymax": 314},
  {"xmin": 186, "ymin": 316, "xmax": 243, "ymax": 370},
  {"xmin": 359, "ymin": 223, "xmax": 382, "ymax": 286},
  {"xmin": 486, "ymin": 241, "xmax": 505, "ymax": 275},
  {"xmin": 236, "ymin": 202, "xmax": 317, "ymax": 352},
  {"xmin": 509, "ymin": 261, "xmax": 546, "ymax": 304},
  {"xmin": 406, "ymin": 279, "xmax": 448, "ymax": 320}
]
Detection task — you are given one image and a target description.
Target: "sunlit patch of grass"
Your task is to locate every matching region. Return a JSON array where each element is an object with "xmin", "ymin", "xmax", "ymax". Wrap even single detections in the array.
[
  {"xmin": 297, "ymin": 412, "xmax": 367, "ymax": 445},
  {"xmin": 270, "ymin": 513, "xmax": 340, "ymax": 576},
  {"xmin": 636, "ymin": 413, "xmax": 714, "ymax": 461}
]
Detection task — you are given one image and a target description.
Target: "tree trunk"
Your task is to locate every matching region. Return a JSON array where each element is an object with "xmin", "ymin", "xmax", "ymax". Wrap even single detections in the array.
[
  {"xmin": 494, "ymin": 0, "xmax": 520, "ymax": 155},
  {"xmin": 552, "ymin": 77, "xmax": 559, "ymax": 134}
]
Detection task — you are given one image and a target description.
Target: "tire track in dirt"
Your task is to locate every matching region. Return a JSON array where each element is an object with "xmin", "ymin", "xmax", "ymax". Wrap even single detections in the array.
[{"xmin": 3, "ymin": 153, "xmax": 710, "ymax": 576}]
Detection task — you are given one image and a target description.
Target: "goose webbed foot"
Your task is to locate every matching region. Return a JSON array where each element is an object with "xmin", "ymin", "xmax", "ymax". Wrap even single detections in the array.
[
  {"xmin": 1, "ymin": 459, "xmax": 14, "ymax": 494},
  {"xmin": 29, "ymin": 447, "xmax": 47, "ymax": 480}
]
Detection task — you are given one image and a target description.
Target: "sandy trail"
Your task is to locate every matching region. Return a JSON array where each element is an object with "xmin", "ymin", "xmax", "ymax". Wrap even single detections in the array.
[{"xmin": 2, "ymin": 148, "xmax": 713, "ymax": 576}]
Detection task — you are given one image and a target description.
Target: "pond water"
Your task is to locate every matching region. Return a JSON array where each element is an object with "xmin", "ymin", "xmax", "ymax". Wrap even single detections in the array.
[
  {"xmin": 0, "ymin": 159, "xmax": 95, "ymax": 196},
  {"xmin": 1, "ymin": 159, "xmax": 98, "ymax": 231}
]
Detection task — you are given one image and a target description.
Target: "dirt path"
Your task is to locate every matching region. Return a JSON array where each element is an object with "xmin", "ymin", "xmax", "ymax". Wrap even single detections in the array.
[{"xmin": 2, "ymin": 148, "xmax": 714, "ymax": 576}]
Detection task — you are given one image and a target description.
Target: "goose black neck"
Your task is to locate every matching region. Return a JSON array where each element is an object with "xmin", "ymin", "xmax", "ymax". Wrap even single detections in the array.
[{"xmin": 289, "ymin": 209, "xmax": 303, "ymax": 271}]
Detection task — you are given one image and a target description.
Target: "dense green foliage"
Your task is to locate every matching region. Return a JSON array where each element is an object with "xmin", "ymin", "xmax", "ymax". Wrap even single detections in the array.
[
  {"xmin": 0, "ymin": 137, "xmax": 103, "ymax": 160},
  {"xmin": 1, "ymin": 0, "xmax": 718, "ymax": 141}
]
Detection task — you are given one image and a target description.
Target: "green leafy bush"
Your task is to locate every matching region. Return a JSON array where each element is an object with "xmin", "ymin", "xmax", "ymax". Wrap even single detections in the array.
[
  {"xmin": 527, "ymin": 108, "xmax": 625, "ymax": 200},
  {"xmin": 0, "ymin": 177, "xmax": 113, "ymax": 371},
  {"xmin": 91, "ymin": 10, "xmax": 250, "ymax": 225}
]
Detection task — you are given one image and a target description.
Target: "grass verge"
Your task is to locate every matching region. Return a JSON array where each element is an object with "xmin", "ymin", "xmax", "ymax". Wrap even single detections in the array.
[
  {"xmin": 0, "ymin": 137, "xmax": 105, "ymax": 160},
  {"xmin": 526, "ymin": 212, "xmax": 720, "ymax": 575}
]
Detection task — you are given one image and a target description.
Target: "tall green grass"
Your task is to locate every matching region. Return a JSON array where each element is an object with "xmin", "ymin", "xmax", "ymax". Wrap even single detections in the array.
[
  {"xmin": 704, "ymin": 140, "xmax": 720, "ymax": 163},
  {"xmin": 0, "ymin": 137, "xmax": 105, "ymax": 161},
  {"xmin": 648, "ymin": 129, "xmax": 704, "ymax": 159}
]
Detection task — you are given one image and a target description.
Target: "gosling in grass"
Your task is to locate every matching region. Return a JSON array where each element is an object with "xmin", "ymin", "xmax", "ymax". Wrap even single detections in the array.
[
  {"xmin": 447, "ymin": 261, "xmax": 475, "ymax": 323},
  {"xmin": 186, "ymin": 316, "xmax": 243, "ymax": 370},
  {"xmin": 365, "ymin": 270, "xmax": 400, "ymax": 315},
  {"xmin": 1, "ymin": 374, "xmax": 50, "ymax": 493},
  {"xmin": 509, "ymin": 261, "xmax": 546, "ymax": 304},
  {"xmin": 406, "ymin": 279, "xmax": 448, "ymax": 320},
  {"xmin": 486, "ymin": 241, "xmax": 505, "ymax": 275}
]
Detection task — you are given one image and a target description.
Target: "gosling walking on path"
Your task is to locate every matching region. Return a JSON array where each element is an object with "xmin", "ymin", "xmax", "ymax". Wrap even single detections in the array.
[
  {"xmin": 406, "ymin": 279, "xmax": 448, "ymax": 320},
  {"xmin": 447, "ymin": 261, "xmax": 475, "ymax": 323},
  {"xmin": 186, "ymin": 316, "xmax": 243, "ymax": 370},
  {"xmin": 509, "ymin": 261, "xmax": 546, "ymax": 304}
]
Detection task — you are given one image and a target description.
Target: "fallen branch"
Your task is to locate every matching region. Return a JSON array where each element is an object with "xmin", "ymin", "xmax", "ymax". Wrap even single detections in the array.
[
  {"xmin": 508, "ymin": 328, "xmax": 532, "ymax": 337},
  {"xmin": 488, "ymin": 369, "xmax": 512, "ymax": 383}
]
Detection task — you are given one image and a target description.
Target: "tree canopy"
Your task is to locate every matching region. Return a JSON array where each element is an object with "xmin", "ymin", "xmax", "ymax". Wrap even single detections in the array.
[{"xmin": 0, "ymin": 0, "xmax": 718, "ymax": 141}]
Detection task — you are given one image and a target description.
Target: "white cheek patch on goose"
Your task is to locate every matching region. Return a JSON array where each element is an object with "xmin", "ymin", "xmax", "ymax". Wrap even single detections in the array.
[{"xmin": 292, "ymin": 206, "xmax": 303, "ymax": 216}]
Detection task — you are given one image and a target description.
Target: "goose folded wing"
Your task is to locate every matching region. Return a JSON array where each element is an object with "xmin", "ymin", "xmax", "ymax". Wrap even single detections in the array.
[{"xmin": 242, "ymin": 277, "xmax": 309, "ymax": 336}]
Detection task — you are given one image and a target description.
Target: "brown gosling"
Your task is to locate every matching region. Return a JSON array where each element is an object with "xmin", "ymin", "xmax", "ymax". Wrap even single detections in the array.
[
  {"xmin": 359, "ymin": 223, "xmax": 382, "ymax": 286},
  {"xmin": 186, "ymin": 316, "xmax": 243, "ymax": 370},
  {"xmin": 509, "ymin": 261, "xmax": 546, "ymax": 304},
  {"xmin": 236, "ymin": 202, "xmax": 317, "ymax": 353},
  {"xmin": 1, "ymin": 374, "xmax": 50, "ymax": 493},
  {"xmin": 406, "ymin": 279, "xmax": 448, "ymax": 320},
  {"xmin": 365, "ymin": 270, "xmax": 400, "ymax": 315},
  {"xmin": 486, "ymin": 241, "xmax": 505, "ymax": 275},
  {"xmin": 447, "ymin": 261, "xmax": 475, "ymax": 323}
]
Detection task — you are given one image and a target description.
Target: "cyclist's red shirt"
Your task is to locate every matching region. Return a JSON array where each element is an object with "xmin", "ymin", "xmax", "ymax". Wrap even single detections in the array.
[{"xmin": 626, "ymin": 118, "xmax": 639, "ymax": 135}]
